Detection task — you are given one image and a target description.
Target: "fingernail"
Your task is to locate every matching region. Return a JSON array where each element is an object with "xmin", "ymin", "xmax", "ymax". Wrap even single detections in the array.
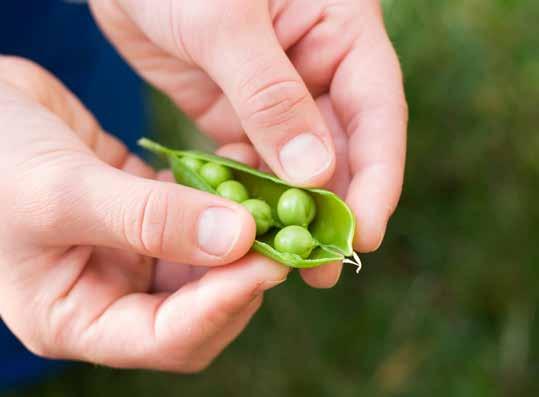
[
  {"xmin": 197, "ymin": 207, "xmax": 241, "ymax": 256},
  {"xmin": 279, "ymin": 133, "xmax": 331, "ymax": 183}
]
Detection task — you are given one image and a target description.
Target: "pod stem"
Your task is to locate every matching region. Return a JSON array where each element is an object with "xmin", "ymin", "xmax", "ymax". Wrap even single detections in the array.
[
  {"xmin": 342, "ymin": 251, "xmax": 363, "ymax": 274},
  {"xmin": 137, "ymin": 138, "xmax": 174, "ymax": 158}
]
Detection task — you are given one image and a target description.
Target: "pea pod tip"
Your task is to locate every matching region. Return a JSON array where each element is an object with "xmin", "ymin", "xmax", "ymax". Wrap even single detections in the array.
[{"xmin": 342, "ymin": 251, "xmax": 363, "ymax": 274}]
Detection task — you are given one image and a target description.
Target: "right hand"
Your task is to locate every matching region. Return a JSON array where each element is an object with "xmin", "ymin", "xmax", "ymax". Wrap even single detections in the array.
[
  {"xmin": 90, "ymin": 0, "xmax": 407, "ymax": 288},
  {"xmin": 0, "ymin": 56, "xmax": 288, "ymax": 372}
]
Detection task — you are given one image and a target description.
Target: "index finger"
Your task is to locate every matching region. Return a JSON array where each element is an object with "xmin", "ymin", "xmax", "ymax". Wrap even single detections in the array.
[{"xmin": 331, "ymin": 5, "xmax": 407, "ymax": 252}]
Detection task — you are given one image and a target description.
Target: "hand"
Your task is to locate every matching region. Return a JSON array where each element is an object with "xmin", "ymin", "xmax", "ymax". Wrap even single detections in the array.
[
  {"xmin": 0, "ymin": 57, "xmax": 289, "ymax": 372},
  {"xmin": 90, "ymin": 0, "xmax": 407, "ymax": 286}
]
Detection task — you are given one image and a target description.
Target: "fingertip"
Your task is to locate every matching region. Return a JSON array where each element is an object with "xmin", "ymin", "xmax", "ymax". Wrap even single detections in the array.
[
  {"xmin": 195, "ymin": 200, "xmax": 257, "ymax": 264},
  {"xmin": 346, "ymin": 164, "xmax": 400, "ymax": 253},
  {"xmin": 353, "ymin": 218, "xmax": 387, "ymax": 253},
  {"xmin": 348, "ymin": 194, "xmax": 389, "ymax": 253},
  {"xmin": 237, "ymin": 253, "xmax": 291, "ymax": 292},
  {"xmin": 156, "ymin": 170, "xmax": 175, "ymax": 182},
  {"xmin": 199, "ymin": 253, "xmax": 290, "ymax": 301},
  {"xmin": 216, "ymin": 142, "xmax": 260, "ymax": 168},
  {"xmin": 228, "ymin": 202, "xmax": 258, "ymax": 260},
  {"xmin": 237, "ymin": 253, "xmax": 291, "ymax": 281},
  {"xmin": 300, "ymin": 262, "xmax": 342, "ymax": 289},
  {"xmin": 122, "ymin": 155, "xmax": 155, "ymax": 178}
]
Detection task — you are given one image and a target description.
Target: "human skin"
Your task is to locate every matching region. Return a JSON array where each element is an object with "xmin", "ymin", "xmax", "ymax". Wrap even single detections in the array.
[
  {"xmin": 0, "ymin": 57, "xmax": 287, "ymax": 372},
  {"xmin": 0, "ymin": 0, "xmax": 407, "ymax": 372},
  {"xmin": 90, "ymin": 0, "xmax": 408, "ymax": 288}
]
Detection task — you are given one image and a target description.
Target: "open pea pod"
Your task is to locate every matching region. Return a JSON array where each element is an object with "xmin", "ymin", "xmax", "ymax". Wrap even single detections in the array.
[{"xmin": 139, "ymin": 138, "xmax": 358, "ymax": 269}]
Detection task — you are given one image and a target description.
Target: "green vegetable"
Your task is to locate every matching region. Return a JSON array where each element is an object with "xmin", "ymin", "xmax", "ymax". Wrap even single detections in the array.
[
  {"xmin": 169, "ymin": 156, "xmax": 214, "ymax": 193},
  {"xmin": 242, "ymin": 199, "xmax": 273, "ymax": 236},
  {"xmin": 277, "ymin": 188, "xmax": 316, "ymax": 227},
  {"xmin": 138, "ymin": 138, "xmax": 357, "ymax": 269},
  {"xmin": 274, "ymin": 226, "xmax": 316, "ymax": 259},
  {"xmin": 179, "ymin": 156, "xmax": 205, "ymax": 173},
  {"xmin": 216, "ymin": 180, "xmax": 249, "ymax": 203},
  {"xmin": 199, "ymin": 162, "xmax": 233, "ymax": 188}
]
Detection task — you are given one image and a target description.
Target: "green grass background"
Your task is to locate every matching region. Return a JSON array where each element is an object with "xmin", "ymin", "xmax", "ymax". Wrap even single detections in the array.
[{"xmin": 6, "ymin": 0, "xmax": 539, "ymax": 396}]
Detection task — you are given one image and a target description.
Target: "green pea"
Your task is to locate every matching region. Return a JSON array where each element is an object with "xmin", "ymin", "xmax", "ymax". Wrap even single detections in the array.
[
  {"xmin": 179, "ymin": 156, "xmax": 205, "ymax": 173},
  {"xmin": 274, "ymin": 225, "xmax": 316, "ymax": 259},
  {"xmin": 217, "ymin": 180, "xmax": 249, "ymax": 203},
  {"xmin": 199, "ymin": 162, "xmax": 233, "ymax": 188},
  {"xmin": 242, "ymin": 199, "xmax": 273, "ymax": 236},
  {"xmin": 277, "ymin": 188, "xmax": 316, "ymax": 227}
]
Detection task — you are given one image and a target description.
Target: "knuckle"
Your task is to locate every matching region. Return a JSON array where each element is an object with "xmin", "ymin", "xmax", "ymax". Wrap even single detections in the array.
[
  {"xmin": 124, "ymin": 186, "xmax": 170, "ymax": 256},
  {"xmin": 241, "ymin": 79, "xmax": 309, "ymax": 129}
]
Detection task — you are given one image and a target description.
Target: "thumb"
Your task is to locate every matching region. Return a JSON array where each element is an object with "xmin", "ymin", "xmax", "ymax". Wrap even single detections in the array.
[
  {"xmin": 65, "ymin": 161, "xmax": 256, "ymax": 266},
  {"xmin": 201, "ymin": 4, "xmax": 336, "ymax": 187},
  {"xmin": 112, "ymin": 0, "xmax": 336, "ymax": 187}
]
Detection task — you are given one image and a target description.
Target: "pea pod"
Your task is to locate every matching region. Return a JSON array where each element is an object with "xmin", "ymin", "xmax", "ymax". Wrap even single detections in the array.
[{"xmin": 139, "ymin": 138, "xmax": 359, "ymax": 270}]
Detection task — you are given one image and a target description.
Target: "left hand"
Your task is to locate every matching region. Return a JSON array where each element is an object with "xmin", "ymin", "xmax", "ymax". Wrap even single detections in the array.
[
  {"xmin": 90, "ymin": 0, "xmax": 407, "ymax": 288},
  {"xmin": 0, "ymin": 57, "xmax": 289, "ymax": 371}
]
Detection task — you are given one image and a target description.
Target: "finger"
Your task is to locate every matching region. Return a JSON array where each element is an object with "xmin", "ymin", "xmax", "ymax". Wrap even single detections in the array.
[
  {"xmin": 0, "ymin": 56, "xmax": 130, "ymax": 168},
  {"xmin": 35, "ymin": 160, "xmax": 256, "ymax": 266},
  {"xmin": 286, "ymin": 3, "xmax": 360, "ymax": 97},
  {"xmin": 317, "ymin": 95, "xmax": 351, "ymax": 197},
  {"xmin": 157, "ymin": 254, "xmax": 286, "ymax": 344},
  {"xmin": 215, "ymin": 104, "xmax": 349, "ymax": 290},
  {"xmin": 196, "ymin": 95, "xmax": 246, "ymax": 144},
  {"xmin": 270, "ymin": 0, "xmax": 322, "ymax": 51},
  {"xmin": 216, "ymin": 143, "xmax": 260, "ymax": 168},
  {"xmin": 152, "ymin": 148, "xmax": 256, "ymax": 290},
  {"xmin": 94, "ymin": 0, "xmax": 337, "ymax": 178},
  {"xmin": 299, "ymin": 96, "xmax": 348, "ymax": 288},
  {"xmin": 0, "ymin": 59, "xmax": 215, "ymax": 266},
  {"xmin": 149, "ymin": 255, "xmax": 287, "ymax": 372},
  {"xmin": 216, "ymin": 139, "xmax": 345, "ymax": 289},
  {"xmin": 218, "ymin": 142, "xmax": 270, "ymax": 173},
  {"xmin": 89, "ymin": 0, "xmax": 243, "ymax": 144},
  {"xmin": 156, "ymin": 169, "xmax": 174, "ymax": 182},
  {"xmin": 331, "ymin": 5, "xmax": 407, "ymax": 252},
  {"xmin": 299, "ymin": 262, "xmax": 342, "ymax": 289},
  {"xmin": 191, "ymin": 3, "xmax": 336, "ymax": 187},
  {"xmin": 64, "ymin": 254, "xmax": 287, "ymax": 371},
  {"xmin": 112, "ymin": 0, "xmax": 336, "ymax": 186},
  {"xmin": 152, "ymin": 260, "xmax": 207, "ymax": 293},
  {"xmin": 121, "ymin": 154, "xmax": 155, "ymax": 178},
  {"xmin": 152, "ymin": 170, "xmax": 207, "ymax": 292},
  {"xmin": 187, "ymin": 295, "xmax": 263, "ymax": 369}
]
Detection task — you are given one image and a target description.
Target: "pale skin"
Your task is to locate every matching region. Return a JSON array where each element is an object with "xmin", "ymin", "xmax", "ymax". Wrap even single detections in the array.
[{"xmin": 0, "ymin": 0, "xmax": 406, "ymax": 372}]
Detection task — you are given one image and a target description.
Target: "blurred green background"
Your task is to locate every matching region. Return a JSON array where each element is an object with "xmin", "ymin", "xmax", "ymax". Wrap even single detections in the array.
[{"xmin": 7, "ymin": 0, "xmax": 539, "ymax": 396}]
